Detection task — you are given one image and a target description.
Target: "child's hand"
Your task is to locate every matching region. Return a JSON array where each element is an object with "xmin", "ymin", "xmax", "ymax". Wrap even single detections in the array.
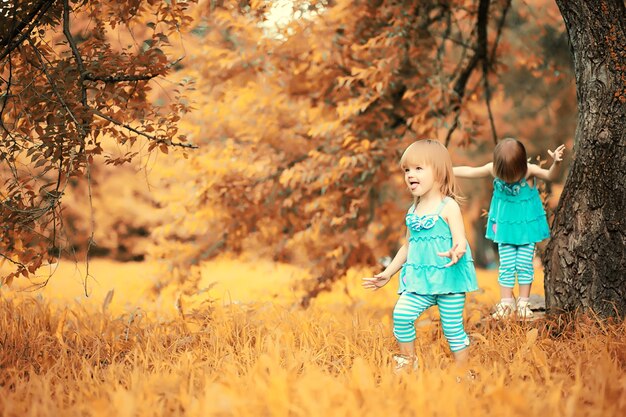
[
  {"xmin": 437, "ymin": 244, "xmax": 466, "ymax": 267},
  {"xmin": 362, "ymin": 272, "xmax": 391, "ymax": 290},
  {"xmin": 548, "ymin": 144, "xmax": 566, "ymax": 163}
]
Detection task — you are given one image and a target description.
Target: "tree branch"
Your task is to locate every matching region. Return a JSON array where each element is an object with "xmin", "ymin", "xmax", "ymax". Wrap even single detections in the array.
[
  {"xmin": 0, "ymin": 49, "xmax": 13, "ymax": 132},
  {"xmin": 490, "ymin": 0, "xmax": 512, "ymax": 66},
  {"xmin": 445, "ymin": 0, "xmax": 491, "ymax": 146},
  {"xmin": 483, "ymin": 0, "xmax": 512, "ymax": 145},
  {"xmin": 84, "ymin": 73, "xmax": 159, "ymax": 83},
  {"xmin": 0, "ymin": 0, "xmax": 56, "ymax": 62},
  {"xmin": 28, "ymin": 38, "xmax": 87, "ymax": 137},
  {"xmin": 91, "ymin": 109, "xmax": 198, "ymax": 149},
  {"xmin": 62, "ymin": 0, "xmax": 87, "ymax": 107},
  {"xmin": 0, "ymin": 252, "xmax": 26, "ymax": 268},
  {"xmin": 477, "ymin": 0, "xmax": 497, "ymax": 144}
]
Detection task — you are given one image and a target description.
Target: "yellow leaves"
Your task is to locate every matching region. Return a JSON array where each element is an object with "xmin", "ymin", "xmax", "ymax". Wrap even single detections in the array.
[
  {"xmin": 338, "ymin": 156, "xmax": 355, "ymax": 169},
  {"xmin": 338, "ymin": 152, "xmax": 371, "ymax": 171},
  {"xmin": 402, "ymin": 89, "xmax": 420, "ymax": 101},
  {"xmin": 279, "ymin": 167, "xmax": 301, "ymax": 188},
  {"xmin": 336, "ymin": 96, "xmax": 377, "ymax": 119},
  {"xmin": 326, "ymin": 246, "xmax": 344, "ymax": 260},
  {"xmin": 307, "ymin": 120, "xmax": 341, "ymax": 138},
  {"xmin": 13, "ymin": 238, "xmax": 24, "ymax": 252}
]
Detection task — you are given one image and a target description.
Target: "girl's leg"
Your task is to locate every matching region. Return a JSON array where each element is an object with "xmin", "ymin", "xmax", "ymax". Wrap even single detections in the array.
[
  {"xmin": 497, "ymin": 243, "xmax": 517, "ymax": 291},
  {"xmin": 437, "ymin": 293, "xmax": 470, "ymax": 363},
  {"xmin": 393, "ymin": 293, "xmax": 436, "ymax": 365},
  {"xmin": 516, "ymin": 243, "xmax": 536, "ymax": 318},
  {"xmin": 494, "ymin": 243, "xmax": 517, "ymax": 318}
]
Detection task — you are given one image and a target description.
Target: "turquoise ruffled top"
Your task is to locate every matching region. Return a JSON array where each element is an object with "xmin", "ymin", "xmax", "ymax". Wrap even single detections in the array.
[
  {"xmin": 398, "ymin": 197, "xmax": 478, "ymax": 295},
  {"xmin": 486, "ymin": 177, "xmax": 550, "ymax": 244}
]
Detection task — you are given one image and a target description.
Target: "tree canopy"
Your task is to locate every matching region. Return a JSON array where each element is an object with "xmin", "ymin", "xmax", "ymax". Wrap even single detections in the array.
[
  {"xmin": 2, "ymin": 0, "xmax": 579, "ymax": 307},
  {"xmin": 147, "ymin": 0, "xmax": 574, "ymax": 304},
  {"xmin": 1, "ymin": 0, "xmax": 197, "ymax": 283}
]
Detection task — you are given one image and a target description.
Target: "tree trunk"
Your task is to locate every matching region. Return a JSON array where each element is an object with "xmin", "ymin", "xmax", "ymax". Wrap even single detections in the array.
[{"xmin": 544, "ymin": 0, "xmax": 626, "ymax": 318}]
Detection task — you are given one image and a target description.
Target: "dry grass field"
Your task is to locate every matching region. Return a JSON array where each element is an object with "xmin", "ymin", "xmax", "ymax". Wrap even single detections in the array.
[{"xmin": 1, "ymin": 256, "xmax": 624, "ymax": 417}]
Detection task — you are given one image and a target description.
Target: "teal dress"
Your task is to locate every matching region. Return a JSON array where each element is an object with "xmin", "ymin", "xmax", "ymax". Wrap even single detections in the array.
[
  {"xmin": 486, "ymin": 177, "xmax": 550, "ymax": 245},
  {"xmin": 398, "ymin": 197, "xmax": 478, "ymax": 295}
]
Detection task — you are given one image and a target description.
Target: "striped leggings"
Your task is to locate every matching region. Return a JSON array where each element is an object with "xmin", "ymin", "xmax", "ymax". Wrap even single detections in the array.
[
  {"xmin": 393, "ymin": 292, "xmax": 469, "ymax": 352},
  {"xmin": 497, "ymin": 243, "xmax": 536, "ymax": 287}
]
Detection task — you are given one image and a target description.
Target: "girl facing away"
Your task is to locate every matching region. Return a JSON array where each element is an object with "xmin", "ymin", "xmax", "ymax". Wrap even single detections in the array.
[
  {"xmin": 363, "ymin": 140, "xmax": 478, "ymax": 373},
  {"xmin": 453, "ymin": 138, "xmax": 566, "ymax": 320}
]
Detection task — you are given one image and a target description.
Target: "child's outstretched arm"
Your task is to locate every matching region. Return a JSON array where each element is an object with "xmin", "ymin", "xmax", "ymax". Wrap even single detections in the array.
[
  {"xmin": 362, "ymin": 230, "xmax": 409, "ymax": 290},
  {"xmin": 453, "ymin": 162, "xmax": 493, "ymax": 178},
  {"xmin": 438, "ymin": 200, "xmax": 468, "ymax": 267},
  {"xmin": 527, "ymin": 144, "xmax": 566, "ymax": 182}
]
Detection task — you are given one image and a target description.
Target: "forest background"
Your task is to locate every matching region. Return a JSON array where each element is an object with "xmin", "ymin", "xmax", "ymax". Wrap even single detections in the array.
[
  {"xmin": 1, "ymin": 0, "xmax": 576, "ymax": 298},
  {"xmin": 2, "ymin": 1, "xmax": 625, "ymax": 417}
]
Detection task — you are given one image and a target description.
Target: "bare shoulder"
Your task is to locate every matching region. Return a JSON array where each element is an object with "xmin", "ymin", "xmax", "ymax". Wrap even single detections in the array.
[{"xmin": 441, "ymin": 198, "xmax": 462, "ymax": 219}]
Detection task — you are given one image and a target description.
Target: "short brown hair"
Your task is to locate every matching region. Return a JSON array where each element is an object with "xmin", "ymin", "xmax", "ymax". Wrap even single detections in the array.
[{"xmin": 493, "ymin": 138, "xmax": 528, "ymax": 183}]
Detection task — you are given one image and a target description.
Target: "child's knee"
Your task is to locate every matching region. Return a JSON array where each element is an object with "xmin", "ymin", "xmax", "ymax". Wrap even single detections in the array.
[
  {"xmin": 392, "ymin": 317, "xmax": 416, "ymax": 342},
  {"xmin": 498, "ymin": 264, "xmax": 516, "ymax": 287},
  {"xmin": 516, "ymin": 263, "xmax": 534, "ymax": 285},
  {"xmin": 393, "ymin": 326, "xmax": 416, "ymax": 343},
  {"xmin": 444, "ymin": 330, "xmax": 470, "ymax": 352},
  {"xmin": 392, "ymin": 308, "xmax": 414, "ymax": 334},
  {"xmin": 517, "ymin": 273, "xmax": 534, "ymax": 285},
  {"xmin": 498, "ymin": 274, "xmax": 515, "ymax": 288}
]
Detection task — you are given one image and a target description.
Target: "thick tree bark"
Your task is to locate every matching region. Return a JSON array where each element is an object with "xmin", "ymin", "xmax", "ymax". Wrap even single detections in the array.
[{"xmin": 544, "ymin": 0, "xmax": 626, "ymax": 318}]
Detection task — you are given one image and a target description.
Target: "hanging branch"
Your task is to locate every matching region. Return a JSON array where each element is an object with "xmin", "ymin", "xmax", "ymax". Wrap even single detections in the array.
[
  {"xmin": 28, "ymin": 38, "xmax": 86, "ymax": 137},
  {"xmin": 484, "ymin": 0, "xmax": 513, "ymax": 145},
  {"xmin": 62, "ymin": 0, "xmax": 87, "ymax": 110},
  {"xmin": 477, "ymin": 0, "xmax": 498, "ymax": 144},
  {"xmin": 444, "ymin": 0, "xmax": 496, "ymax": 147},
  {"xmin": 0, "ymin": 0, "xmax": 56, "ymax": 61},
  {"xmin": 91, "ymin": 109, "xmax": 197, "ymax": 149}
]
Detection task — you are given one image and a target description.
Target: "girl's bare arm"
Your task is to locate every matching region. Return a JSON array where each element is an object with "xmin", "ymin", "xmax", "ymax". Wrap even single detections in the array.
[
  {"xmin": 439, "ymin": 200, "xmax": 468, "ymax": 267},
  {"xmin": 453, "ymin": 162, "xmax": 494, "ymax": 178},
  {"xmin": 527, "ymin": 144, "xmax": 566, "ymax": 182}
]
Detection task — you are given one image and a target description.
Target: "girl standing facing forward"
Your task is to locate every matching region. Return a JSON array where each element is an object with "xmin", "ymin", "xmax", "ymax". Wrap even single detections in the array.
[
  {"xmin": 453, "ymin": 138, "xmax": 565, "ymax": 319},
  {"xmin": 363, "ymin": 140, "xmax": 478, "ymax": 372}
]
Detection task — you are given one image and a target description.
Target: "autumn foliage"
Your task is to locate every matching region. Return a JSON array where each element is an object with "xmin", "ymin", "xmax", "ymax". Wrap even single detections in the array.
[
  {"xmin": 1, "ymin": 0, "xmax": 196, "ymax": 283},
  {"xmin": 148, "ymin": 0, "xmax": 574, "ymax": 302},
  {"xmin": 2, "ymin": 1, "xmax": 575, "ymax": 302}
]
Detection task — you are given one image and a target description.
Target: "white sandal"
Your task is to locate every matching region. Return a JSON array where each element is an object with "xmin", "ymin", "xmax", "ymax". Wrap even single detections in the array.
[
  {"xmin": 516, "ymin": 300, "xmax": 534, "ymax": 319},
  {"xmin": 491, "ymin": 301, "xmax": 515, "ymax": 320},
  {"xmin": 393, "ymin": 354, "xmax": 418, "ymax": 374}
]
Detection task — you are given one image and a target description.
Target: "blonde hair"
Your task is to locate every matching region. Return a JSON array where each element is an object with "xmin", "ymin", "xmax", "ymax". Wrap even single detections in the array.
[
  {"xmin": 400, "ymin": 139, "xmax": 461, "ymax": 205},
  {"xmin": 493, "ymin": 138, "xmax": 528, "ymax": 183}
]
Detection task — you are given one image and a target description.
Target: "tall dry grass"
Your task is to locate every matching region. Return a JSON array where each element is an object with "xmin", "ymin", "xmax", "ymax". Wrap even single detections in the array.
[{"xmin": 0, "ymin": 259, "xmax": 625, "ymax": 417}]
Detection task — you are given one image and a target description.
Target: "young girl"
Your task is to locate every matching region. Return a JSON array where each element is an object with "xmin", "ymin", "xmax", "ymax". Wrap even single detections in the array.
[
  {"xmin": 363, "ymin": 140, "xmax": 478, "ymax": 372},
  {"xmin": 453, "ymin": 138, "xmax": 565, "ymax": 319}
]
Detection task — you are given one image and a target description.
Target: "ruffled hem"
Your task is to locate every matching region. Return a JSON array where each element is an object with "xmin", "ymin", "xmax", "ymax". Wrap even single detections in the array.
[
  {"xmin": 398, "ymin": 261, "xmax": 478, "ymax": 295},
  {"xmin": 398, "ymin": 285, "xmax": 479, "ymax": 295},
  {"xmin": 408, "ymin": 234, "xmax": 452, "ymax": 242},
  {"xmin": 487, "ymin": 213, "xmax": 547, "ymax": 224},
  {"xmin": 486, "ymin": 216, "xmax": 550, "ymax": 244},
  {"xmin": 492, "ymin": 191, "xmax": 539, "ymax": 203},
  {"xmin": 488, "ymin": 199, "xmax": 547, "ymax": 223}
]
